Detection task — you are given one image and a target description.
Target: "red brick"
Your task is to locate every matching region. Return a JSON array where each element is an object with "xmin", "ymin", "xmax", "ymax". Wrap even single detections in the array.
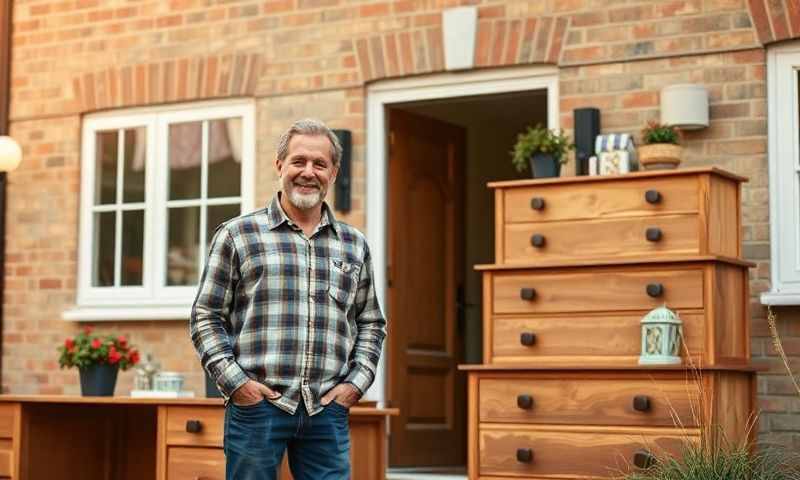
[
  {"xmin": 39, "ymin": 279, "xmax": 62, "ymax": 289},
  {"xmin": 478, "ymin": 5, "xmax": 504, "ymax": 18},
  {"xmin": 398, "ymin": 31, "xmax": 413, "ymax": 75},
  {"xmin": 519, "ymin": 18, "xmax": 536, "ymax": 63},
  {"xmin": 360, "ymin": 3, "xmax": 390, "ymax": 17},
  {"xmin": 356, "ymin": 38, "xmax": 372, "ymax": 80},
  {"xmin": 766, "ymin": 0, "xmax": 790, "ymax": 40},
  {"xmin": 475, "ymin": 20, "xmax": 492, "ymax": 66},
  {"xmin": 115, "ymin": 7, "xmax": 137, "ymax": 19},
  {"xmin": 369, "ymin": 36, "xmax": 386, "ymax": 78},
  {"xmin": 413, "ymin": 14, "xmax": 439, "ymax": 27},
  {"xmin": 393, "ymin": 0, "xmax": 415, "ymax": 14},
  {"xmin": 427, "ymin": 27, "xmax": 443, "ymax": 71},
  {"xmin": 748, "ymin": 0, "xmax": 774, "ymax": 43},
  {"xmin": 413, "ymin": 29, "xmax": 428, "ymax": 72},
  {"xmin": 504, "ymin": 19, "xmax": 522, "ymax": 65},
  {"xmin": 263, "ymin": 0, "xmax": 294, "ymax": 13},
  {"xmin": 547, "ymin": 17, "xmax": 568, "ymax": 64},
  {"xmin": 570, "ymin": 11, "xmax": 606, "ymax": 27},
  {"xmin": 621, "ymin": 91, "xmax": 658, "ymax": 108},
  {"xmin": 490, "ymin": 21, "xmax": 507, "ymax": 67},
  {"xmin": 157, "ymin": 15, "xmax": 183, "ymax": 28},
  {"xmin": 384, "ymin": 34, "xmax": 400, "ymax": 75},
  {"xmin": 787, "ymin": 0, "xmax": 800, "ymax": 37},
  {"xmin": 533, "ymin": 16, "xmax": 553, "ymax": 62}
]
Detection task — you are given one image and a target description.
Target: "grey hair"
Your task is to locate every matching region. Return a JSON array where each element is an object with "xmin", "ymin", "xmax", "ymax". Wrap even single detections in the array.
[{"xmin": 276, "ymin": 118, "xmax": 343, "ymax": 167}]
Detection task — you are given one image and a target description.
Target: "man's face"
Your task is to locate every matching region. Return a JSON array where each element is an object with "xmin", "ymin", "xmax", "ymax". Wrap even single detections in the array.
[{"xmin": 276, "ymin": 134, "xmax": 338, "ymax": 210}]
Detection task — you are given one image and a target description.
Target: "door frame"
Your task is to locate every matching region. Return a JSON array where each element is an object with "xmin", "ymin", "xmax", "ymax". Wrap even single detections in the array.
[{"xmin": 364, "ymin": 65, "xmax": 560, "ymax": 405}]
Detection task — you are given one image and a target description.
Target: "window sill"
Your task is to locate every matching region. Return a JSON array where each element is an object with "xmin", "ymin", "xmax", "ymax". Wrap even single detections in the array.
[
  {"xmin": 62, "ymin": 304, "xmax": 191, "ymax": 321},
  {"xmin": 760, "ymin": 291, "xmax": 800, "ymax": 306}
]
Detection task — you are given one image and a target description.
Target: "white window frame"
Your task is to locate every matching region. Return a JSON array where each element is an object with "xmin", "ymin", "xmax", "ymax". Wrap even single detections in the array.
[
  {"xmin": 64, "ymin": 99, "xmax": 256, "ymax": 321},
  {"xmin": 765, "ymin": 44, "xmax": 800, "ymax": 305}
]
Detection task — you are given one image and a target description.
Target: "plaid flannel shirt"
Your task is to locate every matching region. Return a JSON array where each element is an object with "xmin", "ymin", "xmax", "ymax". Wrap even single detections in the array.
[{"xmin": 190, "ymin": 194, "xmax": 386, "ymax": 415}]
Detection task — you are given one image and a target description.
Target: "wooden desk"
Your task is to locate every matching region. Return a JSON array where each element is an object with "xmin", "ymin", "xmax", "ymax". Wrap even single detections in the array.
[{"xmin": 0, "ymin": 395, "xmax": 397, "ymax": 480}]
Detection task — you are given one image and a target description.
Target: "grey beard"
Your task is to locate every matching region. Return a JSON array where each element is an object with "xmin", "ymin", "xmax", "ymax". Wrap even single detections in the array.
[{"xmin": 287, "ymin": 188, "xmax": 322, "ymax": 210}]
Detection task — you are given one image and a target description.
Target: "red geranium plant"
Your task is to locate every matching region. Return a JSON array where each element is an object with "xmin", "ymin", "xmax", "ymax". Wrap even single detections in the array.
[{"xmin": 58, "ymin": 327, "xmax": 140, "ymax": 371}]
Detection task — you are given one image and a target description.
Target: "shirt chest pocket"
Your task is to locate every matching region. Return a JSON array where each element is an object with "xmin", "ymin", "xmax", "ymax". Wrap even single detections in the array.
[{"xmin": 328, "ymin": 258, "xmax": 361, "ymax": 308}]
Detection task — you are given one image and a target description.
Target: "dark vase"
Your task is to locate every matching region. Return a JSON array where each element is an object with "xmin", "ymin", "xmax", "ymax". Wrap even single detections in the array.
[
  {"xmin": 205, "ymin": 371, "xmax": 223, "ymax": 398},
  {"xmin": 79, "ymin": 363, "xmax": 119, "ymax": 396},
  {"xmin": 528, "ymin": 153, "xmax": 562, "ymax": 178}
]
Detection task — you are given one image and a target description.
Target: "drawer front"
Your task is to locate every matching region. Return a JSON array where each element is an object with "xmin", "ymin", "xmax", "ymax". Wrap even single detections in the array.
[
  {"xmin": 503, "ymin": 176, "xmax": 698, "ymax": 224},
  {"xmin": 0, "ymin": 448, "xmax": 11, "ymax": 477},
  {"xmin": 503, "ymin": 215, "xmax": 700, "ymax": 264},
  {"xmin": 480, "ymin": 427, "xmax": 695, "ymax": 478},
  {"xmin": 0, "ymin": 404, "xmax": 16, "ymax": 439},
  {"xmin": 490, "ymin": 312, "xmax": 704, "ymax": 365},
  {"xmin": 167, "ymin": 447, "xmax": 225, "ymax": 480},
  {"xmin": 165, "ymin": 406, "xmax": 224, "ymax": 447},
  {"xmin": 479, "ymin": 376, "xmax": 700, "ymax": 427},
  {"xmin": 492, "ymin": 267, "xmax": 704, "ymax": 314}
]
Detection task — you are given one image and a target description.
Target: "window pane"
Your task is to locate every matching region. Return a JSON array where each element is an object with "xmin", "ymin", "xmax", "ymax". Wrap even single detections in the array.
[
  {"xmin": 207, "ymin": 204, "xmax": 240, "ymax": 248},
  {"xmin": 95, "ymin": 131, "xmax": 118, "ymax": 205},
  {"xmin": 121, "ymin": 210, "xmax": 144, "ymax": 286},
  {"xmin": 167, "ymin": 206, "xmax": 200, "ymax": 286},
  {"xmin": 168, "ymin": 121, "xmax": 202, "ymax": 200},
  {"xmin": 208, "ymin": 118, "xmax": 242, "ymax": 198},
  {"xmin": 123, "ymin": 128, "xmax": 146, "ymax": 203},
  {"xmin": 93, "ymin": 211, "xmax": 116, "ymax": 287}
]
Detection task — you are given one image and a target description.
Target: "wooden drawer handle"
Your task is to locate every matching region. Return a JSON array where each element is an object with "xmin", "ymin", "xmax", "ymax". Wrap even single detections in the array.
[
  {"xmin": 633, "ymin": 450, "xmax": 656, "ymax": 469},
  {"xmin": 530, "ymin": 197, "xmax": 546, "ymax": 210},
  {"xmin": 520, "ymin": 332, "xmax": 537, "ymax": 346},
  {"xmin": 645, "ymin": 227, "xmax": 662, "ymax": 242},
  {"xmin": 530, "ymin": 234, "xmax": 546, "ymax": 248},
  {"xmin": 520, "ymin": 288, "xmax": 537, "ymax": 301},
  {"xmin": 646, "ymin": 283, "xmax": 664, "ymax": 297},
  {"xmin": 186, "ymin": 420, "xmax": 203, "ymax": 433},
  {"xmin": 517, "ymin": 394, "xmax": 534, "ymax": 410},
  {"xmin": 633, "ymin": 395, "xmax": 651, "ymax": 412},
  {"xmin": 645, "ymin": 190, "xmax": 662, "ymax": 204},
  {"xmin": 516, "ymin": 448, "xmax": 534, "ymax": 463}
]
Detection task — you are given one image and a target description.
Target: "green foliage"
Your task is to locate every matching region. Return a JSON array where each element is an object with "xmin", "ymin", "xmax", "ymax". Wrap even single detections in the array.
[
  {"xmin": 626, "ymin": 442, "xmax": 800, "ymax": 480},
  {"xmin": 641, "ymin": 121, "xmax": 681, "ymax": 145},
  {"xmin": 58, "ymin": 326, "xmax": 140, "ymax": 371},
  {"xmin": 511, "ymin": 124, "xmax": 574, "ymax": 172}
]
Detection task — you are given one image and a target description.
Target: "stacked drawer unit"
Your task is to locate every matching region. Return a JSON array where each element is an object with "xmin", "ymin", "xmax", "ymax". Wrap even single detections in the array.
[{"xmin": 462, "ymin": 167, "xmax": 757, "ymax": 480}]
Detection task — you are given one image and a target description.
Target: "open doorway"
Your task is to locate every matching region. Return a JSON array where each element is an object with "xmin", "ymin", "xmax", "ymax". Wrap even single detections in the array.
[{"xmin": 384, "ymin": 88, "xmax": 549, "ymax": 475}]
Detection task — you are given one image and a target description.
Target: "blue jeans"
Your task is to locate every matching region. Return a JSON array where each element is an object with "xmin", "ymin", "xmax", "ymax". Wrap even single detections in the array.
[{"xmin": 223, "ymin": 399, "xmax": 351, "ymax": 480}]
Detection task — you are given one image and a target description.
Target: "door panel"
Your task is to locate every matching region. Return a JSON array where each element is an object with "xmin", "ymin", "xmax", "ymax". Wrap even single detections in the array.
[{"xmin": 388, "ymin": 109, "xmax": 466, "ymax": 466}]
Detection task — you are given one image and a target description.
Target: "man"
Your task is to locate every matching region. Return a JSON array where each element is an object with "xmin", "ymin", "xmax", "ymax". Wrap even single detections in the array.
[{"xmin": 190, "ymin": 118, "xmax": 386, "ymax": 480}]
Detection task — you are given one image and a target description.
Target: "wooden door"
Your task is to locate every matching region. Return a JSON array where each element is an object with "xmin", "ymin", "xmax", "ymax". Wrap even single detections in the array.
[{"xmin": 387, "ymin": 109, "xmax": 466, "ymax": 467}]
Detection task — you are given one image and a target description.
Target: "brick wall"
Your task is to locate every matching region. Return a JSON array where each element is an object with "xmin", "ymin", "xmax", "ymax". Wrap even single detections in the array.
[{"xmin": 6, "ymin": 0, "xmax": 800, "ymax": 448}]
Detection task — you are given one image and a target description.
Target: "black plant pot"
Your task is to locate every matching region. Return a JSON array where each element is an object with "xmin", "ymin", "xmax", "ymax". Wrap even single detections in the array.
[
  {"xmin": 79, "ymin": 364, "xmax": 119, "ymax": 396},
  {"xmin": 205, "ymin": 371, "xmax": 223, "ymax": 398},
  {"xmin": 528, "ymin": 153, "xmax": 562, "ymax": 178}
]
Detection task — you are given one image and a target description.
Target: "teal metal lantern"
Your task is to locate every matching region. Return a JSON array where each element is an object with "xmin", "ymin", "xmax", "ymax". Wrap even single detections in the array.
[{"xmin": 638, "ymin": 305, "xmax": 683, "ymax": 365}]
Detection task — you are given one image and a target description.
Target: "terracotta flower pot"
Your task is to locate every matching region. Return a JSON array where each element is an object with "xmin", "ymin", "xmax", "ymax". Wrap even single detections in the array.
[{"xmin": 639, "ymin": 143, "xmax": 682, "ymax": 170}]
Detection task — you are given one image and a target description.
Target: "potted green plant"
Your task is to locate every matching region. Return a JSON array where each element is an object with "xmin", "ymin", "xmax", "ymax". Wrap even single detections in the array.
[
  {"xmin": 511, "ymin": 124, "xmax": 573, "ymax": 178},
  {"xmin": 639, "ymin": 121, "xmax": 682, "ymax": 170},
  {"xmin": 58, "ymin": 326, "xmax": 140, "ymax": 396}
]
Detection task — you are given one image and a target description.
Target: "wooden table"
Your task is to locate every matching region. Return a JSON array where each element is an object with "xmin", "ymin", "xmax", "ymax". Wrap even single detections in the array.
[{"xmin": 0, "ymin": 395, "xmax": 397, "ymax": 480}]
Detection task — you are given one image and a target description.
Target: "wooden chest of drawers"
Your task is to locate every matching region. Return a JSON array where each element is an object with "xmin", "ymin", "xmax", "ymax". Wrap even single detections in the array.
[{"xmin": 463, "ymin": 168, "xmax": 757, "ymax": 480}]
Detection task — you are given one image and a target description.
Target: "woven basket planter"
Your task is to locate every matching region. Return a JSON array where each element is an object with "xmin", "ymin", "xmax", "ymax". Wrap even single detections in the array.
[{"xmin": 638, "ymin": 143, "xmax": 682, "ymax": 170}]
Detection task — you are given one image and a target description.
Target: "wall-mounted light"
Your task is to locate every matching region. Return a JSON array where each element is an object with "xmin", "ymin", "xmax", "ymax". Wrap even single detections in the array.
[
  {"xmin": 660, "ymin": 84, "xmax": 709, "ymax": 130},
  {"xmin": 0, "ymin": 136, "xmax": 21, "ymax": 173},
  {"xmin": 332, "ymin": 129, "xmax": 351, "ymax": 213}
]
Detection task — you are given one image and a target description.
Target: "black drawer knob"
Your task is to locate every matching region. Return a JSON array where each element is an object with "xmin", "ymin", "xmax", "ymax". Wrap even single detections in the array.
[
  {"xmin": 520, "ymin": 332, "xmax": 537, "ymax": 346},
  {"xmin": 520, "ymin": 288, "xmax": 536, "ymax": 301},
  {"xmin": 530, "ymin": 197, "xmax": 546, "ymax": 210},
  {"xmin": 645, "ymin": 227, "xmax": 662, "ymax": 242},
  {"xmin": 633, "ymin": 395, "xmax": 651, "ymax": 412},
  {"xmin": 645, "ymin": 190, "xmax": 662, "ymax": 204},
  {"xmin": 646, "ymin": 283, "xmax": 664, "ymax": 297},
  {"xmin": 517, "ymin": 394, "xmax": 534, "ymax": 410},
  {"xmin": 530, "ymin": 234, "xmax": 546, "ymax": 248},
  {"xmin": 186, "ymin": 420, "xmax": 203, "ymax": 433},
  {"xmin": 633, "ymin": 450, "xmax": 656, "ymax": 469},
  {"xmin": 516, "ymin": 448, "xmax": 534, "ymax": 463}
]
